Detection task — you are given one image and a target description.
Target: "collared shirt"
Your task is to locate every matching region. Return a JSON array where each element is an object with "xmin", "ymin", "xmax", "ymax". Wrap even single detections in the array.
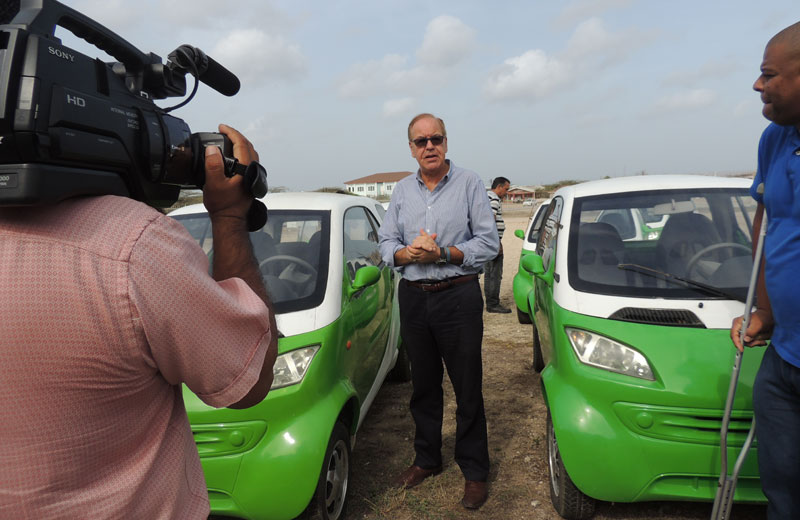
[
  {"xmin": 487, "ymin": 189, "xmax": 505, "ymax": 238},
  {"xmin": 0, "ymin": 195, "xmax": 271, "ymax": 519},
  {"xmin": 378, "ymin": 160, "xmax": 499, "ymax": 281},
  {"xmin": 751, "ymin": 122, "xmax": 800, "ymax": 368}
]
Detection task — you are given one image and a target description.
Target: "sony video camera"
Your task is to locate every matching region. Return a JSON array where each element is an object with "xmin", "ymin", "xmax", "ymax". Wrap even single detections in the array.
[{"xmin": 0, "ymin": 0, "xmax": 267, "ymax": 228}]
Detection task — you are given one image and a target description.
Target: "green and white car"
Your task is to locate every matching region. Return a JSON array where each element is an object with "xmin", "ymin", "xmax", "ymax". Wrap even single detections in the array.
[
  {"xmin": 520, "ymin": 175, "xmax": 767, "ymax": 519},
  {"xmin": 169, "ymin": 192, "xmax": 406, "ymax": 520},
  {"xmin": 513, "ymin": 199, "xmax": 550, "ymax": 324}
]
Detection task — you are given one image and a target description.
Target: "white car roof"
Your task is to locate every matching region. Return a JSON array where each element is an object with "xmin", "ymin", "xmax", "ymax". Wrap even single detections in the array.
[
  {"xmin": 553, "ymin": 175, "xmax": 752, "ymax": 199},
  {"xmin": 550, "ymin": 174, "xmax": 755, "ymax": 329},
  {"xmin": 168, "ymin": 192, "xmax": 383, "ymax": 216}
]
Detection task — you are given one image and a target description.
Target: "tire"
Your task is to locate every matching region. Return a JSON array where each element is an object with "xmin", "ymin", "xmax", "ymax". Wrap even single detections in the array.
[
  {"xmin": 389, "ymin": 340, "xmax": 412, "ymax": 382},
  {"xmin": 306, "ymin": 421, "xmax": 351, "ymax": 520},
  {"xmin": 547, "ymin": 412, "xmax": 596, "ymax": 519},
  {"xmin": 517, "ymin": 306, "xmax": 532, "ymax": 324},
  {"xmin": 532, "ymin": 326, "xmax": 544, "ymax": 373}
]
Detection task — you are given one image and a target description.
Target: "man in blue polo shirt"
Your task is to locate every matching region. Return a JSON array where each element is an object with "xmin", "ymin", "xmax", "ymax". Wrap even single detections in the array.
[
  {"xmin": 378, "ymin": 113, "xmax": 498, "ymax": 510},
  {"xmin": 731, "ymin": 21, "xmax": 800, "ymax": 519}
]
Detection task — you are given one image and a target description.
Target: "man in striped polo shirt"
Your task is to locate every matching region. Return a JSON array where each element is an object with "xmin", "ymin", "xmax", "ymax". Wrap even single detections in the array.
[{"xmin": 484, "ymin": 177, "xmax": 511, "ymax": 313}]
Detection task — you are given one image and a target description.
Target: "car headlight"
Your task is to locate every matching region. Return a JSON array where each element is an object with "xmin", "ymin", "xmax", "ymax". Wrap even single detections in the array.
[
  {"xmin": 565, "ymin": 328, "xmax": 654, "ymax": 380},
  {"xmin": 271, "ymin": 345, "xmax": 320, "ymax": 389}
]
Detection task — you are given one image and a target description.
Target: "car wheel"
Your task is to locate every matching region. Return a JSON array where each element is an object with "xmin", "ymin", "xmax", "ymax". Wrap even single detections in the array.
[
  {"xmin": 532, "ymin": 326, "xmax": 544, "ymax": 373},
  {"xmin": 307, "ymin": 421, "xmax": 351, "ymax": 520},
  {"xmin": 517, "ymin": 306, "xmax": 532, "ymax": 324},
  {"xmin": 389, "ymin": 340, "xmax": 412, "ymax": 382},
  {"xmin": 547, "ymin": 412, "xmax": 596, "ymax": 520}
]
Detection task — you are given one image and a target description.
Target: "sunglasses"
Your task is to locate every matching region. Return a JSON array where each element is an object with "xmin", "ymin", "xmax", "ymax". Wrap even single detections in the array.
[{"xmin": 411, "ymin": 135, "xmax": 445, "ymax": 148}]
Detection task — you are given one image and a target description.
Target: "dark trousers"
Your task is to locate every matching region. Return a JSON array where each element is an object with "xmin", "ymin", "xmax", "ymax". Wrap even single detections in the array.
[
  {"xmin": 398, "ymin": 278, "xmax": 490, "ymax": 482},
  {"xmin": 753, "ymin": 344, "xmax": 800, "ymax": 520},
  {"xmin": 483, "ymin": 253, "xmax": 504, "ymax": 308}
]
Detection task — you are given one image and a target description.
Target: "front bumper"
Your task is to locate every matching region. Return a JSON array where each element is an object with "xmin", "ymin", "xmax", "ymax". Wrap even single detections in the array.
[{"xmin": 541, "ymin": 311, "xmax": 766, "ymax": 504}]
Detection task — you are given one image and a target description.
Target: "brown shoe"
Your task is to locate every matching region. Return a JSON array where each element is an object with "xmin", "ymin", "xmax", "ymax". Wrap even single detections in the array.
[
  {"xmin": 461, "ymin": 480, "xmax": 488, "ymax": 509},
  {"xmin": 393, "ymin": 465, "xmax": 442, "ymax": 489}
]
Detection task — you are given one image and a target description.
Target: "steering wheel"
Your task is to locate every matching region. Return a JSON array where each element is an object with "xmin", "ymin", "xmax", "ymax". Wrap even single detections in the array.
[
  {"xmin": 259, "ymin": 255, "xmax": 318, "ymax": 277},
  {"xmin": 685, "ymin": 242, "xmax": 750, "ymax": 279}
]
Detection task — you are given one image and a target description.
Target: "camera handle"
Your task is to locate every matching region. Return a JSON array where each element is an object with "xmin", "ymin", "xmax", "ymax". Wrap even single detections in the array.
[
  {"xmin": 14, "ymin": 0, "xmax": 158, "ymax": 71},
  {"xmin": 224, "ymin": 159, "xmax": 268, "ymax": 232}
]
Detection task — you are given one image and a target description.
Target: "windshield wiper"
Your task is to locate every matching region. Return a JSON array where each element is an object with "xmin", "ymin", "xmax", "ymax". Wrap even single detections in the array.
[{"xmin": 617, "ymin": 263, "xmax": 744, "ymax": 302}]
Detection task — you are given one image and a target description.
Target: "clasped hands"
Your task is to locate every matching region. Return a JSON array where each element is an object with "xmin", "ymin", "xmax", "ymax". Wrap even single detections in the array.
[{"xmin": 406, "ymin": 229, "xmax": 440, "ymax": 264}]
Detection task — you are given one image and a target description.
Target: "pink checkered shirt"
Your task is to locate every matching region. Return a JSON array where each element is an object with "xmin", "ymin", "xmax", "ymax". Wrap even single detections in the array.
[{"xmin": 0, "ymin": 195, "xmax": 272, "ymax": 519}]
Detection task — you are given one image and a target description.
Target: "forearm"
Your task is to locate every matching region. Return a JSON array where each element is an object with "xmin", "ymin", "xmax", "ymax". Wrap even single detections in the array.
[
  {"xmin": 210, "ymin": 215, "xmax": 270, "ymax": 305},
  {"xmin": 446, "ymin": 246, "xmax": 463, "ymax": 265}
]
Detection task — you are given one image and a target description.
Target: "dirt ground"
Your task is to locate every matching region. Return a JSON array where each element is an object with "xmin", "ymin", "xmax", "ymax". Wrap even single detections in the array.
[{"xmin": 344, "ymin": 204, "xmax": 767, "ymax": 520}]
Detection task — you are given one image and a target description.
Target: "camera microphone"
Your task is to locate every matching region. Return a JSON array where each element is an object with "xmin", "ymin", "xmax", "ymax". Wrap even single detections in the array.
[{"xmin": 168, "ymin": 45, "xmax": 240, "ymax": 97}]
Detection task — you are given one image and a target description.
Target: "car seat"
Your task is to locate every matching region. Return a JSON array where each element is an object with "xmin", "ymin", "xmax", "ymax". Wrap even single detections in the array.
[
  {"xmin": 576, "ymin": 222, "xmax": 626, "ymax": 285},
  {"xmin": 251, "ymin": 231, "xmax": 276, "ymax": 260},
  {"xmin": 597, "ymin": 212, "xmax": 635, "ymax": 240},
  {"xmin": 656, "ymin": 212, "xmax": 721, "ymax": 277}
]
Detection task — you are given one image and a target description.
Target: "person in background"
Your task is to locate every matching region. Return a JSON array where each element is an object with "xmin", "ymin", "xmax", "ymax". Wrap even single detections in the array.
[
  {"xmin": 730, "ymin": 21, "xmax": 800, "ymax": 520},
  {"xmin": 484, "ymin": 176, "xmax": 511, "ymax": 313},
  {"xmin": 378, "ymin": 113, "xmax": 498, "ymax": 510},
  {"xmin": 0, "ymin": 124, "xmax": 278, "ymax": 519}
]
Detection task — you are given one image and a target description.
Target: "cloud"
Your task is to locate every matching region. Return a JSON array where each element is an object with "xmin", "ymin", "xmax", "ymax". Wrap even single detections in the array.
[
  {"xmin": 484, "ymin": 18, "xmax": 642, "ymax": 102},
  {"xmin": 649, "ymin": 89, "xmax": 717, "ymax": 114},
  {"xmin": 416, "ymin": 15, "xmax": 476, "ymax": 67},
  {"xmin": 212, "ymin": 29, "xmax": 307, "ymax": 84},
  {"xmin": 382, "ymin": 97, "xmax": 416, "ymax": 117},
  {"xmin": 337, "ymin": 15, "xmax": 475, "ymax": 99},
  {"xmin": 337, "ymin": 57, "xmax": 425, "ymax": 98},
  {"xmin": 556, "ymin": 0, "xmax": 635, "ymax": 27},
  {"xmin": 484, "ymin": 50, "xmax": 571, "ymax": 101},
  {"xmin": 563, "ymin": 17, "xmax": 632, "ymax": 63}
]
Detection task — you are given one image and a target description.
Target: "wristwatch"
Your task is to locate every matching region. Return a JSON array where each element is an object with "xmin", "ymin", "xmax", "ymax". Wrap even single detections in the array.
[{"xmin": 435, "ymin": 246, "xmax": 448, "ymax": 265}]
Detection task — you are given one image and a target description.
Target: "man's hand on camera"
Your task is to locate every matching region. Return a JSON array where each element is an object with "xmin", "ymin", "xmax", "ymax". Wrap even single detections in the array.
[{"xmin": 203, "ymin": 124, "xmax": 258, "ymax": 222}]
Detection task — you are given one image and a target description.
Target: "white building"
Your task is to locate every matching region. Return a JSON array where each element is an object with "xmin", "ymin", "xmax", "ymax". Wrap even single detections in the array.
[{"xmin": 344, "ymin": 171, "xmax": 413, "ymax": 198}]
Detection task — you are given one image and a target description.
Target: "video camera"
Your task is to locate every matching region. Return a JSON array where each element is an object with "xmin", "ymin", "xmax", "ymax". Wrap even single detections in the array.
[{"xmin": 0, "ymin": 0, "xmax": 268, "ymax": 229}]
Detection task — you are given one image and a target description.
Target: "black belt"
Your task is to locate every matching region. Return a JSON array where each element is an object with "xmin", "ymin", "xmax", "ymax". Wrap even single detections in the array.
[{"xmin": 404, "ymin": 274, "xmax": 479, "ymax": 292}]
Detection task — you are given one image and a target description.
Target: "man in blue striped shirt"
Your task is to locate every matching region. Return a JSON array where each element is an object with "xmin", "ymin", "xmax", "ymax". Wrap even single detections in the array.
[
  {"xmin": 378, "ymin": 113, "xmax": 499, "ymax": 510},
  {"xmin": 485, "ymin": 177, "xmax": 511, "ymax": 313}
]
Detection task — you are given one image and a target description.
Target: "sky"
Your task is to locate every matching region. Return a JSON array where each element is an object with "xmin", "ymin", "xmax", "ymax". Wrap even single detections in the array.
[{"xmin": 49, "ymin": 0, "xmax": 799, "ymax": 191}]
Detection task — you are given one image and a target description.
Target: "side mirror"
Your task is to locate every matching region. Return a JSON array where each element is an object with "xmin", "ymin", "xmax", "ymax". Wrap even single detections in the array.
[
  {"xmin": 348, "ymin": 265, "xmax": 381, "ymax": 298},
  {"xmin": 521, "ymin": 254, "xmax": 544, "ymax": 275},
  {"xmin": 514, "ymin": 229, "xmax": 525, "ymax": 240},
  {"xmin": 522, "ymin": 254, "xmax": 554, "ymax": 286}
]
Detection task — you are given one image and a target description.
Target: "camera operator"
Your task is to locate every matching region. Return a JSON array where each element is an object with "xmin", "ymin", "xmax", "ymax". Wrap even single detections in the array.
[{"xmin": 0, "ymin": 124, "xmax": 278, "ymax": 518}]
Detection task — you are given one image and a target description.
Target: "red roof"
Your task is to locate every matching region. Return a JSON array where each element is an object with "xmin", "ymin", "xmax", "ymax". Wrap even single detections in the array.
[{"xmin": 344, "ymin": 171, "xmax": 414, "ymax": 184}]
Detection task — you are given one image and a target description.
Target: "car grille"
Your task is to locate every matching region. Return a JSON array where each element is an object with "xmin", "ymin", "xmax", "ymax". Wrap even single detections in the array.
[
  {"xmin": 614, "ymin": 402, "xmax": 754, "ymax": 446},
  {"xmin": 609, "ymin": 307, "xmax": 705, "ymax": 328},
  {"xmin": 191, "ymin": 421, "xmax": 267, "ymax": 457}
]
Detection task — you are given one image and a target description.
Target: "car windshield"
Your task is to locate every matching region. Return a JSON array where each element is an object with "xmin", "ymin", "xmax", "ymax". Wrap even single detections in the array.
[
  {"xmin": 173, "ymin": 210, "xmax": 330, "ymax": 314},
  {"xmin": 568, "ymin": 187, "xmax": 756, "ymax": 301}
]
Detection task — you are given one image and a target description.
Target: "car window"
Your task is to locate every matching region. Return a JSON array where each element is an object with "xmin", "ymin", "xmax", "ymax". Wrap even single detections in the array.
[
  {"xmin": 568, "ymin": 188, "xmax": 756, "ymax": 301},
  {"xmin": 536, "ymin": 197, "xmax": 563, "ymax": 269},
  {"xmin": 173, "ymin": 209, "xmax": 331, "ymax": 314},
  {"xmin": 343, "ymin": 207, "xmax": 383, "ymax": 282},
  {"xmin": 527, "ymin": 202, "xmax": 550, "ymax": 243},
  {"xmin": 373, "ymin": 203, "xmax": 386, "ymax": 221},
  {"xmin": 596, "ymin": 208, "xmax": 636, "ymax": 240}
]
